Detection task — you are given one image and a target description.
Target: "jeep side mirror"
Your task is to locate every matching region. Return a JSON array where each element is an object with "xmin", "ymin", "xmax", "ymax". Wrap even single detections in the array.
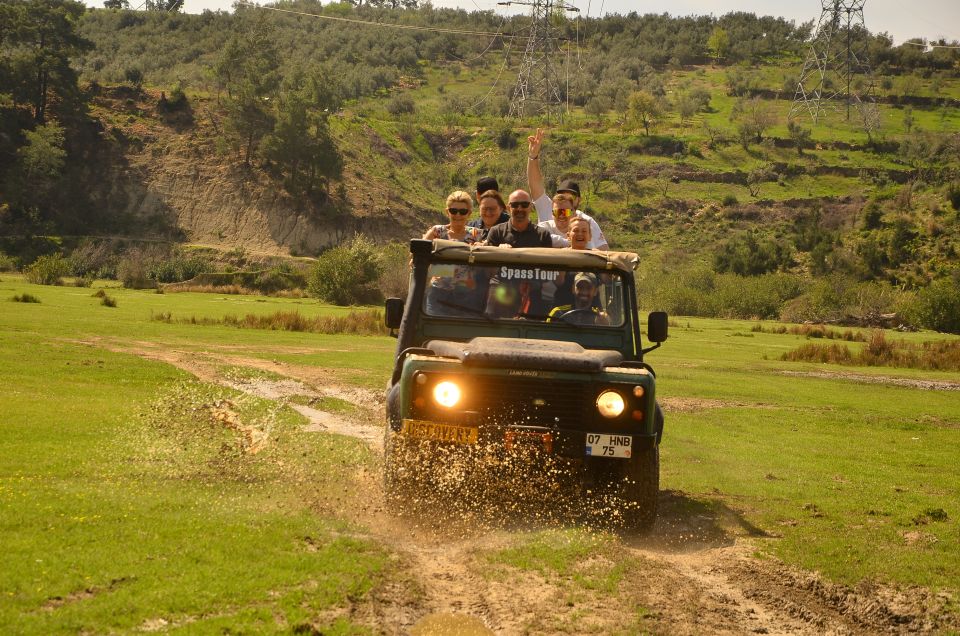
[
  {"xmin": 647, "ymin": 311, "xmax": 669, "ymax": 343},
  {"xmin": 385, "ymin": 298, "xmax": 404, "ymax": 329}
]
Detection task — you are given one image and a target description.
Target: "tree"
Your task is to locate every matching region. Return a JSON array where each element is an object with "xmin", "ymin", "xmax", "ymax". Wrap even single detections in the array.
[
  {"xmin": 902, "ymin": 106, "xmax": 914, "ymax": 134},
  {"xmin": 732, "ymin": 96, "xmax": 777, "ymax": 147},
  {"xmin": 215, "ymin": 16, "xmax": 281, "ymax": 165},
  {"xmin": 746, "ymin": 163, "xmax": 775, "ymax": 198},
  {"xmin": 0, "ymin": 0, "xmax": 92, "ymax": 123},
  {"xmin": 627, "ymin": 91, "xmax": 662, "ymax": 135},
  {"xmin": 707, "ymin": 27, "xmax": 729, "ymax": 65},
  {"xmin": 17, "ymin": 122, "xmax": 65, "ymax": 179},
  {"xmin": 786, "ymin": 119, "xmax": 812, "ymax": 156},
  {"xmin": 103, "ymin": 0, "xmax": 129, "ymax": 8},
  {"xmin": 261, "ymin": 71, "xmax": 342, "ymax": 197}
]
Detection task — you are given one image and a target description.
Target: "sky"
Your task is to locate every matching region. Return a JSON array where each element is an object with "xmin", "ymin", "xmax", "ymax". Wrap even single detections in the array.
[{"xmin": 81, "ymin": 0, "xmax": 960, "ymax": 46}]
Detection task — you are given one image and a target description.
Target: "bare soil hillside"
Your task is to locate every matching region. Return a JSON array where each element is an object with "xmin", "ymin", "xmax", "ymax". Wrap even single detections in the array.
[{"xmin": 87, "ymin": 85, "xmax": 430, "ymax": 255}]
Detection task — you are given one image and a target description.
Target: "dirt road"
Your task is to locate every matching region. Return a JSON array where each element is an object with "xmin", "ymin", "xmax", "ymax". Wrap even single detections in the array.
[{"xmin": 90, "ymin": 340, "xmax": 955, "ymax": 634}]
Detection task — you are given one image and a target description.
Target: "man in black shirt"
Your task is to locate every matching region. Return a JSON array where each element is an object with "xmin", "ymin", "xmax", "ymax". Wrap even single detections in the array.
[{"xmin": 485, "ymin": 190, "xmax": 553, "ymax": 248}]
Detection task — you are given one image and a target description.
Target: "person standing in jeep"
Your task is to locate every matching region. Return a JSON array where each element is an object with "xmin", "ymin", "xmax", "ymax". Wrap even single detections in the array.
[
  {"xmin": 484, "ymin": 190, "xmax": 553, "ymax": 248},
  {"xmin": 527, "ymin": 128, "xmax": 610, "ymax": 251}
]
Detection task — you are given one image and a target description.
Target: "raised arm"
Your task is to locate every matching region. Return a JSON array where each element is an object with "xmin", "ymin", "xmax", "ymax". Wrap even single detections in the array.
[{"xmin": 526, "ymin": 128, "xmax": 546, "ymax": 200}]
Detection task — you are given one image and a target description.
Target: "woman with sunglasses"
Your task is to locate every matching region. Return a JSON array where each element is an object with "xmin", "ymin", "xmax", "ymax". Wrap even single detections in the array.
[{"xmin": 423, "ymin": 191, "xmax": 482, "ymax": 244}]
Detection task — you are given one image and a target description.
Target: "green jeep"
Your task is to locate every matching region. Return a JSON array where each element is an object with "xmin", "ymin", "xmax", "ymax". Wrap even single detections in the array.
[{"xmin": 383, "ymin": 239, "xmax": 668, "ymax": 528}]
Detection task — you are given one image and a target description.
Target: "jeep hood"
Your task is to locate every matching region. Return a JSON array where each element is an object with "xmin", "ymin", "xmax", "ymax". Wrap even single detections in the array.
[{"xmin": 425, "ymin": 337, "xmax": 623, "ymax": 373}]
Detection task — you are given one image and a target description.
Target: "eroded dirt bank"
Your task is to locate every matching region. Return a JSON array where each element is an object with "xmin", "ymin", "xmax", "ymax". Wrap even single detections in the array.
[{"xmin": 85, "ymin": 338, "xmax": 958, "ymax": 634}]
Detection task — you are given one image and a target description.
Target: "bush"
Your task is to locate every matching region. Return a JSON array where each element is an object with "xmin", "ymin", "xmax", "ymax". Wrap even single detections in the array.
[
  {"xmin": 11, "ymin": 293, "xmax": 40, "ymax": 303},
  {"xmin": 493, "ymin": 122, "xmax": 517, "ymax": 150},
  {"xmin": 0, "ymin": 252, "xmax": 17, "ymax": 272},
  {"xmin": 100, "ymin": 294, "xmax": 117, "ymax": 307},
  {"xmin": 945, "ymin": 182, "xmax": 960, "ymax": 212},
  {"xmin": 308, "ymin": 234, "xmax": 384, "ymax": 305},
  {"xmin": 713, "ymin": 233, "xmax": 792, "ymax": 276},
  {"xmin": 901, "ymin": 275, "xmax": 960, "ymax": 334},
  {"xmin": 69, "ymin": 240, "xmax": 118, "ymax": 279},
  {"xmin": 149, "ymin": 249, "xmax": 209, "ymax": 283},
  {"xmin": 386, "ymin": 94, "xmax": 415, "ymax": 116},
  {"xmin": 25, "ymin": 253, "xmax": 70, "ymax": 285},
  {"xmin": 377, "ymin": 242, "xmax": 411, "ymax": 300},
  {"xmin": 117, "ymin": 248, "xmax": 158, "ymax": 289},
  {"xmin": 721, "ymin": 194, "xmax": 739, "ymax": 207}
]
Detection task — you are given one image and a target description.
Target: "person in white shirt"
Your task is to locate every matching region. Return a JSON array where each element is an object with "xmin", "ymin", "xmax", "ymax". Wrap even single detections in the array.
[
  {"xmin": 526, "ymin": 128, "xmax": 610, "ymax": 251},
  {"xmin": 537, "ymin": 193, "xmax": 577, "ymax": 248}
]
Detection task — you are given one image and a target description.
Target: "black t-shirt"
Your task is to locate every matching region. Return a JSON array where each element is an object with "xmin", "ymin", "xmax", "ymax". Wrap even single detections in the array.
[{"xmin": 485, "ymin": 221, "xmax": 553, "ymax": 248}]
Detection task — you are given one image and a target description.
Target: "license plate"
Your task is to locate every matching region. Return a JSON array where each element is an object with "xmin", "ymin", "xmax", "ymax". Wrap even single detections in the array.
[
  {"xmin": 401, "ymin": 419, "xmax": 478, "ymax": 445},
  {"xmin": 585, "ymin": 433, "xmax": 632, "ymax": 458}
]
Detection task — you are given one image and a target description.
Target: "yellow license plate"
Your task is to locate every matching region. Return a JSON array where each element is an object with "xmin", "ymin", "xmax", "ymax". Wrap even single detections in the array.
[{"xmin": 401, "ymin": 419, "xmax": 478, "ymax": 445}]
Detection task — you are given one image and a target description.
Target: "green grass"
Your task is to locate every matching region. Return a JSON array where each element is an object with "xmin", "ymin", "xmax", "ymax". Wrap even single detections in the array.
[
  {"xmin": 2, "ymin": 275, "xmax": 960, "ymax": 629},
  {"xmin": 655, "ymin": 318, "xmax": 960, "ymax": 587},
  {"xmin": 0, "ymin": 277, "xmax": 390, "ymax": 633}
]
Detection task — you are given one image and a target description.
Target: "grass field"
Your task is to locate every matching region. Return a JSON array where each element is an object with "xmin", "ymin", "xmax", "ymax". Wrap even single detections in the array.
[{"xmin": 2, "ymin": 274, "xmax": 959, "ymax": 631}]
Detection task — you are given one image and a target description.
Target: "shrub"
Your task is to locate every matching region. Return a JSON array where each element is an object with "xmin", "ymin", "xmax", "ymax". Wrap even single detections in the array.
[
  {"xmin": 713, "ymin": 233, "xmax": 792, "ymax": 276},
  {"xmin": 117, "ymin": 248, "xmax": 158, "ymax": 289},
  {"xmin": 386, "ymin": 94, "xmax": 415, "ymax": 116},
  {"xmin": 25, "ymin": 253, "xmax": 70, "ymax": 285},
  {"xmin": 901, "ymin": 275, "xmax": 960, "ymax": 334},
  {"xmin": 100, "ymin": 294, "xmax": 117, "ymax": 307},
  {"xmin": 11, "ymin": 293, "xmax": 40, "ymax": 303},
  {"xmin": 69, "ymin": 240, "xmax": 118, "ymax": 279},
  {"xmin": 308, "ymin": 234, "xmax": 384, "ymax": 305},
  {"xmin": 493, "ymin": 122, "xmax": 517, "ymax": 150},
  {"xmin": 721, "ymin": 194, "xmax": 739, "ymax": 207},
  {"xmin": 378, "ymin": 242, "xmax": 411, "ymax": 300},
  {"xmin": 0, "ymin": 252, "xmax": 17, "ymax": 272},
  {"xmin": 149, "ymin": 249, "xmax": 210, "ymax": 283},
  {"xmin": 945, "ymin": 182, "xmax": 960, "ymax": 212}
]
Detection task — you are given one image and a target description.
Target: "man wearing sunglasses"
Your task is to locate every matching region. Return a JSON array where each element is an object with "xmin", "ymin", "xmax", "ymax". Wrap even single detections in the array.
[
  {"xmin": 526, "ymin": 128, "xmax": 610, "ymax": 250},
  {"xmin": 484, "ymin": 190, "xmax": 553, "ymax": 248}
]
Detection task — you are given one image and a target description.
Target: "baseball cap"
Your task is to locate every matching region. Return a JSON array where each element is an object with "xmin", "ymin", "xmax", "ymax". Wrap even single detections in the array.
[
  {"xmin": 574, "ymin": 272, "xmax": 597, "ymax": 287},
  {"xmin": 476, "ymin": 176, "xmax": 499, "ymax": 194},
  {"xmin": 557, "ymin": 179, "xmax": 581, "ymax": 197}
]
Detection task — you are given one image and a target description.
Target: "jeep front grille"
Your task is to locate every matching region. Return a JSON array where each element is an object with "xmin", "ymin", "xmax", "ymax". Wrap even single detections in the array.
[{"xmin": 413, "ymin": 375, "xmax": 591, "ymax": 429}]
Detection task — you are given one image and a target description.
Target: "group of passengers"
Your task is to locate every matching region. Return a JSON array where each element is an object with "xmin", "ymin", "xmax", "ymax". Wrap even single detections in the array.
[
  {"xmin": 422, "ymin": 129, "xmax": 609, "ymax": 252},
  {"xmin": 421, "ymin": 130, "xmax": 612, "ymax": 326}
]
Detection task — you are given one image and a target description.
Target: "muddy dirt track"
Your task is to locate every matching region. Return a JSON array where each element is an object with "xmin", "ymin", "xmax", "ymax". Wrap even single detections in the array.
[{"xmin": 85, "ymin": 339, "xmax": 957, "ymax": 634}]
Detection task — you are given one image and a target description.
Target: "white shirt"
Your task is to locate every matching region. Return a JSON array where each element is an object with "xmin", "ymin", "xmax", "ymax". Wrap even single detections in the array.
[{"xmin": 533, "ymin": 193, "xmax": 609, "ymax": 250}]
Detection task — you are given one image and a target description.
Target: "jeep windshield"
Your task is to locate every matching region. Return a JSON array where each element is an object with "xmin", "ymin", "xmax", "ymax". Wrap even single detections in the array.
[{"xmin": 423, "ymin": 262, "xmax": 626, "ymax": 327}]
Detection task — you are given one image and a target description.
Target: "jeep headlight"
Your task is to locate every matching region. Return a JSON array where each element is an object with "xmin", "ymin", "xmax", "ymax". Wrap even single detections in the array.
[
  {"xmin": 433, "ymin": 381, "xmax": 461, "ymax": 408},
  {"xmin": 596, "ymin": 390, "xmax": 625, "ymax": 418}
]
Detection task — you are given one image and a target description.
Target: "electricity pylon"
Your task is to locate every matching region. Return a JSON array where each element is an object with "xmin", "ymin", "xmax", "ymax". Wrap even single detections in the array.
[
  {"xmin": 791, "ymin": 0, "xmax": 877, "ymax": 124},
  {"xmin": 500, "ymin": 0, "xmax": 579, "ymax": 120}
]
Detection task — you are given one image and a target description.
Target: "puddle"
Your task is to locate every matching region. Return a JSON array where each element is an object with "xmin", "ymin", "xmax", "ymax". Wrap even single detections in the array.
[{"xmin": 410, "ymin": 612, "xmax": 494, "ymax": 636}]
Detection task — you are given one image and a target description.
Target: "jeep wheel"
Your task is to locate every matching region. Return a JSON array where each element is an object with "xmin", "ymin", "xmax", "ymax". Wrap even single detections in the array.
[
  {"xmin": 594, "ymin": 445, "xmax": 659, "ymax": 531},
  {"xmin": 622, "ymin": 444, "xmax": 659, "ymax": 530}
]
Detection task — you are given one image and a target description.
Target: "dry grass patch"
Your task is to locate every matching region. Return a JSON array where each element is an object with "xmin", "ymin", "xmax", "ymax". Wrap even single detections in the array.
[
  {"xmin": 152, "ymin": 309, "xmax": 389, "ymax": 336},
  {"xmin": 753, "ymin": 323, "xmax": 866, "ymax": 341},
  {"xmin": 781, "ymin": 330, "xmax": 960, "ymax": 371}
]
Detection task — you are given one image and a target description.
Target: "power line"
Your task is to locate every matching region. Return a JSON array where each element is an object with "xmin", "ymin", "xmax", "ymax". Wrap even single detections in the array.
[{"xmin": 234, "ymin": 0, "xmax": 527, "ymax": 39}]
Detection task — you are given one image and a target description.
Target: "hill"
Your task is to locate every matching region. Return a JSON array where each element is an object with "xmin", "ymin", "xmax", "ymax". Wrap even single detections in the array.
[{"xmin": 1, "ymin": 0, "xmax": 958, "ymax": 330}]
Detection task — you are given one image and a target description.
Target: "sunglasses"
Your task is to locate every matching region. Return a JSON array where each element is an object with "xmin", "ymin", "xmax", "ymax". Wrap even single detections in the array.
[
  {"xmin": 447, "ymin": 208, "xmax": 471, "ymax": 215},
  {"xmin": 509, "ymin": 201, "xmax": 531, "ymax": 209},
  {"xmin": 553, "ymin": 208, "xmax": 573, "ymax": 217}
]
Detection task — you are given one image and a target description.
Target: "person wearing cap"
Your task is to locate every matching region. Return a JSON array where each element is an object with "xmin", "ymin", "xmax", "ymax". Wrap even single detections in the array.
[
  {"xmin": 468, "ymin": 189, "xmax": 510, "ymax": 241},
  {"xmin": 484, "ymin": 189, "xmax": 553, "ymax": 249},
  {"xmin": 527, "ymin": 128, "xmax": 610, "ymax": 250},
  {"xmin": 546, "ymin": 272, "xmax": 609, "ymax": 325}
]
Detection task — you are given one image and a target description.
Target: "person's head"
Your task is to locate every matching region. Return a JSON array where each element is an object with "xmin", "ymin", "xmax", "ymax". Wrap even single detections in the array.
[
  {"xmin": 568, "ymin": 217, "xmax": 591, "ymax": 250},
  {"xmin": 476, "ymin": 176, "xmax": 499, "ymax": 202},
  {"xmin": 478, "ymin": 190, "xmax": 506, "ymax": 229},
  {"xmin": 556, "ymin": 179, "xmax": 581, "ymax": 209},
  {"xmin": 445, "ymin": 190, "xmax": 473, "ymax": 226},
  {"xmin": 507, "ymin": 189, "xmax": 533, "ymax": 231},
  {"xmin": 551, "ymin": 193, "xmax": 576, "ymax": 233},
  {"xmin": 573, "ymin": 272, "xmax": 598, "ymax": 308}
]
